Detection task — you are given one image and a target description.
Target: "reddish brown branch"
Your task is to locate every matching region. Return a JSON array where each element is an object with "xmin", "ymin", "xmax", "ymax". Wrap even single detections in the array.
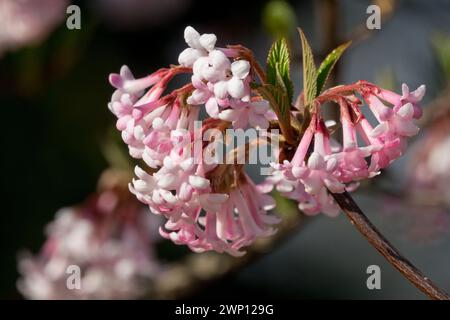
[{"xmin": 332, "ymin": 191, "xmax": 450, "ymax": 300}]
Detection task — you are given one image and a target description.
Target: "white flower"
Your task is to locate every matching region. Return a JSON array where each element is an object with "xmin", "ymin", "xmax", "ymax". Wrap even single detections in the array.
[
  {"xmin": 219, "ymin": 100, "xmax": 273, "ymax": 129},
  {"xmin": 194, "ymin": 50, "xmax": 231, "ymax": 83},
  {"xmin": 178, "ymin": 26, "xmax": 217, "ymax": 67},
  {"xmin": 214, "ymin": 60, "xmax": 251, "ymax": 100}
]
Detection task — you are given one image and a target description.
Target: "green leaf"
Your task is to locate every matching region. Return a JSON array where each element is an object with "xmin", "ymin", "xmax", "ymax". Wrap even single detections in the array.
[
  {"xmin": 256, "ymin": 83, "xmax": 291, "ymax": 122},
  {"xmin": 298, "ymin": 28, "xmax": 317, "ymax": 107},
  {"xmin": 316, "ymin": 41, "xmax": 351, "ymax": 94},
  {"xmin": 266, "ymin": 38, "xmax": 294, "ymax": 103},
  {"xmin": 255, "ymin": 83, "xmax": 293, "ymax": 142}
]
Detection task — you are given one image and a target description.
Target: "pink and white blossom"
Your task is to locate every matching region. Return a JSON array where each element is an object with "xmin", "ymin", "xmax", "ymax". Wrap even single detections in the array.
[
  {"xmin": 178, "ymin": 26, "xmax": 217, "ymax": 67},
  {"xmin": 260, "ymin": 83, "xmax": 425, "ymax": 217},
  {"xmin": 159, "ymin": 173, "xmax": 279, "ymax": 256},
  {"xmin": 218, "ymin": 100, "xmax": 275, "ymax": 129},
  {"xmin": 0, "ymin": 0, "xmax": 68, "ymax": 56},
  {"xmin": 108, "ymin": 26, "xmax": 425, "ymax": 254},
  {"xmin": 17, "ymin": 171, "xmax": 161, "ymax": 299},
  {"xmin": 129, "ymin": 133, "xmax": 280, "ymax": 256}
]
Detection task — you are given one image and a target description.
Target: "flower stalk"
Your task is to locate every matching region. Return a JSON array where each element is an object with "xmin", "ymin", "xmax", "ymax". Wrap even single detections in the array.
[{"xmin": 332, "ymin": 191, "xmax": 450, "ymax": 300}]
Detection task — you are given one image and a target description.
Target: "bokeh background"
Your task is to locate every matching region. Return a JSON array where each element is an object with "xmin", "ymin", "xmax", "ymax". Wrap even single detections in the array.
[{"xmin": 1, "ymin": 0, "xmax": 450, "ymax": 299}]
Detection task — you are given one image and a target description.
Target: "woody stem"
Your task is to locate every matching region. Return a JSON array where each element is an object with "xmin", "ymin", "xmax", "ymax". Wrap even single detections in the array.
[{"xmin": 331, "ymin": 191, "xmax": 450, "ymax": 300}]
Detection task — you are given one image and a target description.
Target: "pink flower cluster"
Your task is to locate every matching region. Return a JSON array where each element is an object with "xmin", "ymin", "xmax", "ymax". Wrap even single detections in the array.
[
  {"xmin": 0, "ymin": 0, "xmax": 68, "ymax": 56},
  {"xmin": 17, "ymin": 171, "xmax": 160, "ymax": 299},
  {"xmin": 108, "ymin": 26, "xmax": 425, "ymax": 255},
  {"xmin": 179, "ymin": 26, "xmax": 275, "ymax": 129},
  {"xmin": 261, "ymin": 82, "xmax": 425, "ymax": 217},
  {"xmin": 407, "ymin": 113, "xmax": 450, "ymax": 206},
  {"xmin": 130, "ymin": 161, "xmax": 278, "ymax": 256},
  {"xmin": 108, "ymin": 27, "xmax": 280, "ymax": 256}
]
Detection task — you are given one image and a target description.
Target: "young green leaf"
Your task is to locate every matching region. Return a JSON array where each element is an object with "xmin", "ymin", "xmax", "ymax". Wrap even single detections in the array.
[
  {"xmin": 255, "ymin": 83, "xmax": 293, "ymax": 143},
  {"xmin": 316, "ymin": 41, "xmax": 351, "ymax": 94},
  {"xmin": 266, "ymin": 38, "xmax": 294, "ymax": 103},
  {"xmin": 298, "ymin": 28, "xmax": 317, "ymax": 107}
]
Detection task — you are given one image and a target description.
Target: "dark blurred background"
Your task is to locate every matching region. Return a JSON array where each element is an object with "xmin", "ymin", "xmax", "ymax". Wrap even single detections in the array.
[{"xmin": 2, "ymin": 0, "xmax": 450, "ymax": 299}]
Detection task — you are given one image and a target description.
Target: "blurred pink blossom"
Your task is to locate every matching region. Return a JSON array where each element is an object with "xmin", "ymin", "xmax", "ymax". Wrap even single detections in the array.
[
  {"xmin": 0, "ymin": 0, "xmax": 68, "ymax": 56},
  {"xmin": 108, "ymin": 26, "xmax": 426, "ymax": 255},
  {"xmin": 381, "ymin": 196, "xmax": 450, "ymax": 245},
  {"xmin": 407, "ymin": 114, "xmax": 450, "ymax": 206}
]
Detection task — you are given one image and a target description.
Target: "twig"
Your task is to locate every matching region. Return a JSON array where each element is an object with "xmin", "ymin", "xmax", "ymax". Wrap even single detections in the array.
[{"xmin": 332, "ymin": 191, "xmax": 450, "ymax": 300}]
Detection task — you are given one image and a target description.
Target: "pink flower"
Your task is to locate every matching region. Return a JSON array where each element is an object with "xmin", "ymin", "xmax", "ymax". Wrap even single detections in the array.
[
  {"xmin": 359, "ymin": 87, "xmax": 423, "ymax": 173},
  {"xmin": 17, "ymin": 170, "xmax": 161, "ymax": 299},
  {"xmin": 213, "ymin": 59, "xmax": 251, "ymax": 100},
  {"xmin": 160, "ymin": 173, "xmax": 279, "ymax": 256},
  {"xmin": 406, "ymin": 114, "xmax": 450, "ymax": 206},
  {"xmin": 377, "ymin": 83, "xmax": 426, "ymax": 119},
  {"xmin": 294, "ymin": 152, "xmax": 346, "ymax": 195},
  {"xmin": 188, "ymin": 51, "xmax": 252, "ymax": 118},
  {"xmin": 218, "ymin": 100, "xmax": 275, "ymax": 129},
  {"xmin": 187, "ymin": 75, "xmax": 227, "ymax": 118},
  {"xmin": 194, "ymin": 50, "xmax": 231, "ymax": 83},
  {"xmin": 370, "ymin": 102, "xmax": 420, "ymax": 139},
  {"xmin": 178, "ymin": 26, "xmax": 217, "ymax": 67},
  {"xmin": 108, "ymin": 66, "xmax": 168, "ymax": 158},
  {"xmin": 259, "ymin": 161, "xmax": 339, "ymax": 217},
  {"xmin": 259, "ymin": 115, "xmax": 343, "ymax": 217},
  {"xmin": 179, "ymin": 28, "xmax": 253, "ymax": 122},
  {"xmin": 108, "ymin": 65, "xmax": 195, "ymax": 167},
  {"xmin": 260, "ymin": 82, "xmax": 424, "ymax": 217},
  {"xmin": 130, "ymin": 133, "xmax": 280, "ymax": 256},
  {"xmin": 108, "ymin": 26, "xmax": 425, "ymax": 254},
  {"xmin": 291, "ymin": 119, "xmax": 345, "ymax": 202},
  {"xmin": 109, "ymin": 65, "xmax": 165, "ymax": 95},
  {"xmin": 327, "ymin": 100, "xmax": 374, "ymax": 182}
]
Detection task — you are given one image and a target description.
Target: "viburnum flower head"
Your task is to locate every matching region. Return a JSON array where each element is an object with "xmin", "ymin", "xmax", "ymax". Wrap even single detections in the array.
[
  {"xmin": 262, "ymin": 81, "xmax": 425, "ymax": 217},
  {"xmin": 107, "ymin": 26, "xmax": 425, "ymax": 255}
]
